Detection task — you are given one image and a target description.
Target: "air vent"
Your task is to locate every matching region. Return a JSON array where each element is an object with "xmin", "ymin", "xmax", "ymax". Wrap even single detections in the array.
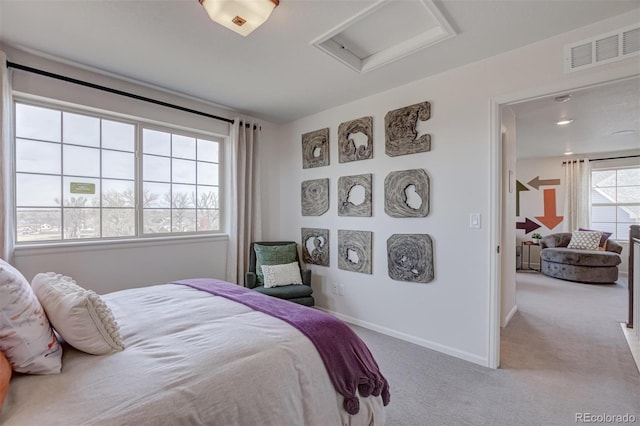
[{"xmin": 565, "ymin": 24, "xmax": 640, "ymax": 72}]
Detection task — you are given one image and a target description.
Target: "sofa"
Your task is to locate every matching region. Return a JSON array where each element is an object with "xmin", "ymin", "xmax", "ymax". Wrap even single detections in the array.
[{"xmin": 539, "ymin": 232, "xmax": 622, "ymax": 284}]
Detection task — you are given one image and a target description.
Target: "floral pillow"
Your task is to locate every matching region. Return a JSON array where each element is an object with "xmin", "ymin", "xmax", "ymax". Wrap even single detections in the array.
[{"xmin": 0, "ymin": 259, "xmax": 62, "ymax": 374}]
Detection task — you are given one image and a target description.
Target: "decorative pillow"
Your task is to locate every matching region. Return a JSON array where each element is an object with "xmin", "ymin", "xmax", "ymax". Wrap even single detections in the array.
[
  {"xmin": 567, "ymin": 230, "xmax": 603, "ymax": 250},
  {"xmin": 0, "ymin": 351, "xmax": 10, "ymax": 412},
  {"xmin": 32, "ymin": 273, "xmax": 124, "ymax": 355},
  {"xmin": 254, "ymin": 243, "xmax": 298, "ymax": 285},
  {"xmin": 579, "ymin": 227, "xmax": 612, "ymax": 248},
  {"xmin": 262, "ymin": 262, "xmax": 303, "ymax": 289},
  {"xmin": 0, "ymin": 259, "xmax": 62, "ymax": 374}
]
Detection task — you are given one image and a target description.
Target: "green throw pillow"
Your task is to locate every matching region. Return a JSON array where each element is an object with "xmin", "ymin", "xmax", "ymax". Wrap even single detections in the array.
[{"xmin": 254, "ymin": 243, "xmax": 298, "ymax": 285}]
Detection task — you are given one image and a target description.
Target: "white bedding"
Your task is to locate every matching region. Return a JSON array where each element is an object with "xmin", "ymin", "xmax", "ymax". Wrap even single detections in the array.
[{"xmin": 1, "ymin": 284, "xmax": 385, "ymax": 425}]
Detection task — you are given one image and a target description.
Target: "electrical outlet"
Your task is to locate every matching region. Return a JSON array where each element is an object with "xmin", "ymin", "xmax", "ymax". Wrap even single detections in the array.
[{"xmin": 332, "ymin": 282, "xmax": 338, "ymax": 294}]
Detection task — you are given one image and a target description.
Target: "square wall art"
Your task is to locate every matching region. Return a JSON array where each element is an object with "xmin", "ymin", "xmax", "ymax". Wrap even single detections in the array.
[{"xmin": 302, "ymin": 128, "xmax": 330, "ymax": 169}]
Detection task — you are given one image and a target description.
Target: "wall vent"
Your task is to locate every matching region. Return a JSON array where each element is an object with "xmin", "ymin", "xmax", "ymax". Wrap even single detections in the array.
[{"xmin": 565, "ymin": 24, "xmax": 640, "ymax": 72}]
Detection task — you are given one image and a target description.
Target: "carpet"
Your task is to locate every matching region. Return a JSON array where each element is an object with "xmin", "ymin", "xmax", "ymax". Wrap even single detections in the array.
[{"xmin": 352, "ymin": 273, "xmax": 640, "ymax": 425}]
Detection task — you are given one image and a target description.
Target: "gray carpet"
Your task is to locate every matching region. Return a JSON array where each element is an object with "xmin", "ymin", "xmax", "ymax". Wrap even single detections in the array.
[{"xmin": 352, "ymin": 273, "xmax": 640, "ymax": 425}]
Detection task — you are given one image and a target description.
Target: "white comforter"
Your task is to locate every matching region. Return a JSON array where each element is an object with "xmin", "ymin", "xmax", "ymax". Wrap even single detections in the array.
[{"xmin": 1, "ymin": 284, "xmax": 385, "ymax": 425}]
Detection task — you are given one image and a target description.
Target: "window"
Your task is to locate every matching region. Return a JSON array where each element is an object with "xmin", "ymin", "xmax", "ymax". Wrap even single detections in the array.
[
  {"xmin": 15, "ymin": 101, "xmax": 222, "ymax": 244},
  {"xmin": 591, "ymin": 167, "xmax": 640, "ymax": 240},
  {"xmin": 142, "ymin": 128, "xmax": 220, "ymax": 234}
]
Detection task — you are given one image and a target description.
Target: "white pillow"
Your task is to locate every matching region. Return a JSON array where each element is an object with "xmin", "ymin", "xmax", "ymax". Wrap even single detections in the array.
[
  {"xmin": 567, "ymin": 230, "xmax": 603, "ymax": 251},
  {"xmin": 32, "ymin": 273, "xmax": 124, "ymax": 355},
  {"xmin": 261, "ymin": 262, "xmax": 303, "ymax": 289},
  {"xmin": 0, "ymin": 259, "xmax": 62, "ymax": 374}
]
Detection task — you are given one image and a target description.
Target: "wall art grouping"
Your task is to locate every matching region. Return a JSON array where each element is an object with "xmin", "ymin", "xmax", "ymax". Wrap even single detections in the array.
[
  {"xmin": 300, "ymin": 101, "xmax": 435, "ymax": 283},
  {"xmin": 338, "ymin": 116, "xmax": 373, "ymax": 163},
  {"xmin": 301, "ymin": 178, "xmax": 329, "ymax": 216},
  {"xmin": 384, "ymin": 169, "xmax": 430, "ymax": 218},
  {"xmin": 301, "ymin": 170, "xmax": 430, "ymax": 218},
  {"xmin": 301, "ymin": 228, "xmax": 330, "ymax": 267},
  {"xmin": 338, "ymin": 230, "xmax": 372, "ymax": 275},
  {"xmin": 300, "ymin": 100, "xmax": 431, "ymax": 167},
  {"xmin": 301, "ymin": 128, "xmax": 329, "ymax": 169},
  {"xmin": 386, "ymin": 234, "xmax": 434, "ymax": 283},
  {"xmin": 338, "ymin": 173, "xmax": 372, "ymax": 217},
  {"xmin": 300, "ymin": 228, "xmax": 436, "ymax": 282}
]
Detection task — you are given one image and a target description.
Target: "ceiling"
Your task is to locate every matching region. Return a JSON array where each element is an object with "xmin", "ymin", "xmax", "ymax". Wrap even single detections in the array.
[
  {"xmin": 509, "ymin": 77, "xmax": 640, "ymax": 159},
  {"xmin": 0, "ymin": 0, "xmax": 639, "ymax": 124}
]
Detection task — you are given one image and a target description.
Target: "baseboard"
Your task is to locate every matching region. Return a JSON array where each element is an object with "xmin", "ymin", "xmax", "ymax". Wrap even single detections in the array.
[
  {"xmin": 317, "ymin": 307, "xmax": 489, "ymax": 367},
  {"xmin": 502, "ymin": 304, "xmax": 518, "ymax": 327},
  {"xmin": 620, "ymin": 323, "xmax": 640, "ymax": 373}
]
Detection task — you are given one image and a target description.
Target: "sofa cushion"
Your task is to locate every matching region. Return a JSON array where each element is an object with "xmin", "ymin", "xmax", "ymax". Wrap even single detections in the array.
[
  {"xmin": 541, "ymin": 247, "xmax": 621, "ymax": 267},
  {"xmin": 253, "ymin": 243, "xmax": 298, "ymax": 285},
  {"xmin": 253, "ymin": 284, "xmax": 313, "ymax": 298}
]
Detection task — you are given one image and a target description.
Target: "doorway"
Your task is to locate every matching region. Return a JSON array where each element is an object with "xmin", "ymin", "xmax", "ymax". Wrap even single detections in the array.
[{"xmin": 490, "ymin": 75, "xmax": 640, "ymax": 368}]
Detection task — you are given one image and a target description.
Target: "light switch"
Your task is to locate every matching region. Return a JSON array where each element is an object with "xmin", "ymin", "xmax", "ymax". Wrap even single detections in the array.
[{"xmin": 470, "ymin": 213, "xmax": 481, "ymax": 229}]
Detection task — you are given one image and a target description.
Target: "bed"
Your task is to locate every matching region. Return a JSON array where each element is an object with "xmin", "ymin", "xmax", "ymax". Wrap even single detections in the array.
[{"xmin": 0, "ymin": 277, "xmax": 389, "ymax": 425}]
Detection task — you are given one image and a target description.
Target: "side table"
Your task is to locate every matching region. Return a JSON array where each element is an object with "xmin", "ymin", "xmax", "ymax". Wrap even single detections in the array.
[{"xmin": 520, "ymin": 241, "xmax": 540, "ymax": 272}]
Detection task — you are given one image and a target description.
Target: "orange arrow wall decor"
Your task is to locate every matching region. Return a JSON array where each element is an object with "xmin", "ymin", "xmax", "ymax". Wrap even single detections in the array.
[{"xmin": 535, "ymin": 188, "xmax": 563, "ymax": 229}]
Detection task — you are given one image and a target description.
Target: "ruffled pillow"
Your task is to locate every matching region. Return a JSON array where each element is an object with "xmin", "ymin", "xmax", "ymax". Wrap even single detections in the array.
[
  {"xmin": 0, "ymin": 259, "xmax": 62, "ymax": 374},
  {"xmin": 32, "ymin": 273, "xmax": 124, "ymax": 355}
]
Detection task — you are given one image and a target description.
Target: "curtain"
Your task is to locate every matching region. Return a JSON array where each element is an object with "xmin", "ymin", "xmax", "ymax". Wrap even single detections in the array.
[
  {"xmin": 0, "ymin": 51, "xmax": 15, "ymax": 263},
  {"xmin": 226, "ymin": 119, "xmax": 262, "ymax": 285},
  {"xmin": 563, "ymin": 159, "xmax": 591, "ymax": 232}
]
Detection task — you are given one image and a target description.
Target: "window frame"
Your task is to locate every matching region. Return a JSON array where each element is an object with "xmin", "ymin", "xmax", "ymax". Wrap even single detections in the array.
[
  {"xmin": 13, "ymin": 97, "xmax": 226, "ymax": 246},
  {"xmin": 590, "ymin": 164, "xmax": 640, "ymax": 241},
  {"xmin": 138, "ymin": 123, "xmax": 223, "ymax": 237}
]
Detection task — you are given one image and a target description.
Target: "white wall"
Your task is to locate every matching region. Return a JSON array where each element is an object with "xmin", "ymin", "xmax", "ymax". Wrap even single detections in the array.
[
  {"xmin": 516, "ymin": 156, "xmax": 565, "ymax": 268},
  {"xmin": 263, "ymin": 10, "xmax": 640, "ymax": 366},
  {"xmin": 501, "ymin": 107, "xmax": 517, "ymax": 327},
  {"xmin": 14, "ymin": 236, "xmax": 228, "ymax": 294},
  {"xmin": 517, "ymin": 150, "xmax": 640, "ymax": 272}
]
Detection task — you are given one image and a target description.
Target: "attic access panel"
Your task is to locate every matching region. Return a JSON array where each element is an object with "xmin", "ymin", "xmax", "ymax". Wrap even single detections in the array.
[{"xmin": 311, "ymin": 0, "xmax": 455, "ymax": 74}]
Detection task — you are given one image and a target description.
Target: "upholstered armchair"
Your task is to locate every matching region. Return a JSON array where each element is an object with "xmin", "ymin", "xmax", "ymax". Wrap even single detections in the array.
[{"xmin": 246, "ymin": 241, "xmax": 314, "ymax": 307}]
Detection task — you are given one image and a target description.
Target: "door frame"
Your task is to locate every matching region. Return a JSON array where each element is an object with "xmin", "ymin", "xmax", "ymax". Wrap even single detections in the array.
[{"xmin": 488, "ymin": 73, "xmax": 640, "ymax": 369}]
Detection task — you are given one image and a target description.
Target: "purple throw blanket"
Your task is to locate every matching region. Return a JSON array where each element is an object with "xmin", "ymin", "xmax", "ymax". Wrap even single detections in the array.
[{"xmin": 172, "ymin": 278, "xmax": 390, "ymax": 415}]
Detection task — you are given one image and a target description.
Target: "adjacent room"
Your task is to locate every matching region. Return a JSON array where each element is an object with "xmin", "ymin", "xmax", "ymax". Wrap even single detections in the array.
[
  {"xmin": 1, "ymin": 0, "xmax": 639, "ymax": 424},
  {"xmin": 499, "ymin": 76, "xmax": 640, "ymax": 421}
]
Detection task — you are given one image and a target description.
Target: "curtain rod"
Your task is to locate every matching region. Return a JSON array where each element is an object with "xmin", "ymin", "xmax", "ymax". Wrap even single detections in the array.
[
  {"xmin": 562, "ymin": 154, "xmax": 639, "ymax": 165},
  {"xmin": 6, "ymin": 61, "xmax": 235, "ymax": 125}
]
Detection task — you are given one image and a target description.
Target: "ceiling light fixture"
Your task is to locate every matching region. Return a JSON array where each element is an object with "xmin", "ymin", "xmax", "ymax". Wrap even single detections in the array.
[
  {"xmin": 199, "ymin": 0, "xmax": 279, "ymax": 37},
  {"xmin": 556, "ymin": 119, "xmax": 574, "ymax": 126},
  {"xmin": 564, "ymin": 151, "xmax": 573, "ymax": 155}
]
